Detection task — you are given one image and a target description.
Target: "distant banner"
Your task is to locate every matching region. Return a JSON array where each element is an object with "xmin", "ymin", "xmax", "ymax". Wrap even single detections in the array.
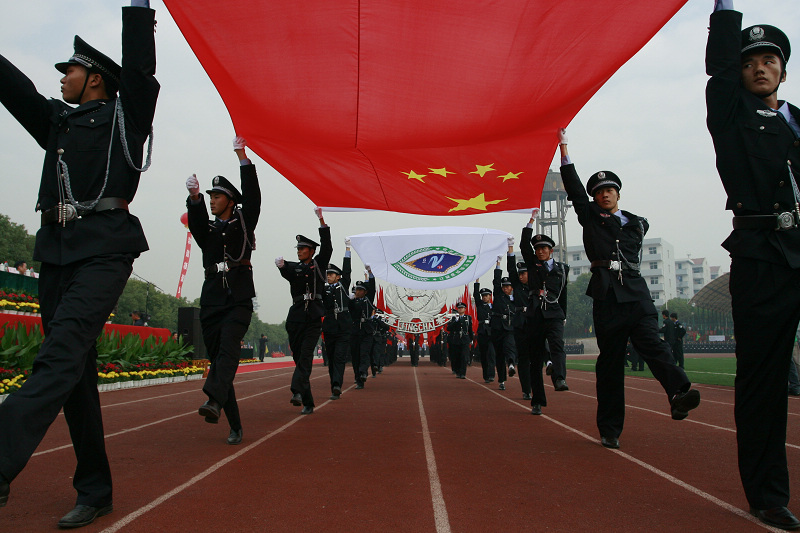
[{"xmin": 349, "ymin": 227, "xmax": 510, "ymax": 290}]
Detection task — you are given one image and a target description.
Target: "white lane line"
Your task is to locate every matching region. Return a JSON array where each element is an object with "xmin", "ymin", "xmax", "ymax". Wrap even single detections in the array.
[
  {"xmin": 33, "ymin": 374, "xmax": 327, "ymax": 457},
  {"xmin": 414, "ymin": 367, "xmax": 452, "ymax": 533},
  {"xmin": 475, "ymin": 379, "xmax": 783, "ymax": 533},
  {"xmin": 98, "ymin": 383, "xmax": 356, "ymax": 533}
]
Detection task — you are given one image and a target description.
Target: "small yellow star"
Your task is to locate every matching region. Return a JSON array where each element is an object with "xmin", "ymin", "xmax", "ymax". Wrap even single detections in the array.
[
  {"xmin": 429, "ymin": 167, "xmax": 455, "ymax": 177},
  {"xmin": 470, "ymin": 164, "xmax": 495, "ymax": 178},
  {"xmin": 499, "ymin": 171, "xmax": 523, "ymax": 182},
  {"xmin": 401, "ymin": 170, "xmax": 427, "ymax": 183},
  {"xmin": 446, "ymin": 193, "xmax": 508, "ymax": 212}
]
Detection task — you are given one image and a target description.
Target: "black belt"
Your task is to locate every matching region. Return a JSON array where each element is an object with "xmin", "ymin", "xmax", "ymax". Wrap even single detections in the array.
[
  {"xmin": 41, "ymin": 197, "xmax": 128, "ymax": 226},
  {"xmin": 293, "ymin": 293, "xmax": 323, "ymax": 304},
  {"xmin": 204, "ymin": 259, "xmax": 252, "ymax": 279},
  {"xmin": 590, "ymin": 260, "xmax": 640, "ymax": 272},
  {"xmin": 733, "ymin": 213, "xmax": 799, "ymax": 231}
]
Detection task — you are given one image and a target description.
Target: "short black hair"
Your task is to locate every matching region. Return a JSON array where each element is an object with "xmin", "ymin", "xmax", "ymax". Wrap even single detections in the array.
[
  {"xmin": 662, "ymin": 309, "xmax": 669, "ymax": 316},
  {"xmin": 670, "ymin": 312, "xmax": 678, "ymax": 319}
]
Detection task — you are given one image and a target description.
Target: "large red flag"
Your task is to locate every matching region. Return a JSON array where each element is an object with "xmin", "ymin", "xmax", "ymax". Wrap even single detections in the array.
[{"xmin": 164, "ymin": 0, "xmax": 686, "ymax": 215}]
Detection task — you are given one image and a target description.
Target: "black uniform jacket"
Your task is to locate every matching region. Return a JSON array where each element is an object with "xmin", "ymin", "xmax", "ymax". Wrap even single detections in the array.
[
  {"xmin": 0, "ymin": 7, "xmax": 159, "ymax": 265},
  {"xmin": 507, "ymin": 255, "xmax": 531, "ymax": 328},
  {"xmin": 520, "ymin": 226, "xmax": 569, "ymax": 320},
  {"xmin": 322, "ymin": 256, "xmax": 353, "ymax": 336},
  {"xmin": 706, "ymin": 9, "xmax": 800, "ymax": 268},
  {"xmin": 279, "ymin": 226, "xmax": 333, "ymax": 323},
  {"xmin": 348, "ymin": 275, "xmax": 376, "ymax": 336},
  {"xmin": 473, "ymin": 282, "xmax": 493, "ymax": 335},
  {"xmin": 660, "ymin": 318, "xmax": 676, "ymax": 345},
  {"xmin": 187, "ymin": 163, "xmax": 260, "ymax": 306},
  {"xmin": 561, "ymin": 163, "xmax": 650, "ymax": 303},
  {"xmin": 446, "ymin": 314, "xmax": 474, "ymax": 345},
  {"xmin": 491, "ymin": 267, "xmax": 516, "ymax": 331}
]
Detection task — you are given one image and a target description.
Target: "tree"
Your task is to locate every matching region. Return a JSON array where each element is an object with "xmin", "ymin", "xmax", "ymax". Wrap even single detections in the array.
[
  {"xmin": 564, "ymin": 273, "xmax": 593, "ymax": 340},
  {"xmin": 0, "ymin": 214, "xmax": 38, "ymax": 271}
]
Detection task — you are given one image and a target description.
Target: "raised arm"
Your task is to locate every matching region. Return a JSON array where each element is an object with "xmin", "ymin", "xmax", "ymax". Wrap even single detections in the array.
[{"xmin": 234, "ymin": 136, "xmax": 261, "ymax": 230}]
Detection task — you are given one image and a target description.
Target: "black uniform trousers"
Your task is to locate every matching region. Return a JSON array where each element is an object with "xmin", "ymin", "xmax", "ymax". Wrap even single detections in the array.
[
  {"xmin": 286, "ymin": 314, "xmax": 322, "ymax": 407},
  {"xmin": 410, "ymin": 343, "xmax": 420, "ymax": 366},
  {"xmin": 0, "ymin": 253, "xmax": 134, "ymax": 507},
  {"xmin": 593, "ymin": 289, "xmax": 690, "ymax": 439},
  {"xmin": 351, "ymin": 333, "xmax": 373, "ymax": 383},
  {"xmin": 200, "ymin": 303, "xmax": 252, "ymax": 431},
  {"xmin": 449, "ymin": 342, "xmax": 470, "ymax": 376},
  {"xmin": 491, "ymin": 330, "xmax": 516, "ymax": 383},
  {"xmin": 528, "ymin": 316, "xmax": 565, "ymax": 407},
  {"xmin": 325, "ymin": 333, "xmax": 349, "ymax": 392},
  {"xmin": 514, "ymin": 327, "xmax": 532, "ymax": 394},
  {"xmin": 477, "ymin": 333, "xmax": 495, "ymax": 381},
  {"xmin": 731, "ymin": 257, "xmax": 800, "ymax": 510},
  {"xmin": 671, "ymin": 341, "xmax": 684, "ymax": 369}
]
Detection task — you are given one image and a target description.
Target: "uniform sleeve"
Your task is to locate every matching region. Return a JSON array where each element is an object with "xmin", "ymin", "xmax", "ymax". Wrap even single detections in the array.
[
  {"xmin": 473, "ymin": 282, "xmax": 481, "ymax": 306},
  {"xmin": 507, "ymin": 255, "xmax": 519, "ymax": 284},
  {"xmin": 317, "ymin": 225, "xmax": 333, "ymax": 273},
  {"xmin": 560, "ymin": 265, "xmax": 570, "ymax": 316},
  {"xmin": 520, "ymin": 226, "xmax": 536, "ymax": 271},
  {"xmin": 120, "ymin": 6, "xmax": 160, "ymax": 135},
  {"xmin": 186, "ymin": 194, "xmax": 209, "ymax": 249},
  {"xmin": 239, "ymin": 163, "xmax": 261, "ymax": 230},
  {"xmin": 705, "ymin": 9, "xmax": 744, "ymax": 134},
  {"xmin": 342, "ymin": 255, "xmax": 352, "ymax": 290},
  {"xmin": 0, "ymin": 54, "xmax": 52, "ymax": 149},
  {"xmin": 560, "ymin": 163, "xmax": 592, "ymax": 227}
]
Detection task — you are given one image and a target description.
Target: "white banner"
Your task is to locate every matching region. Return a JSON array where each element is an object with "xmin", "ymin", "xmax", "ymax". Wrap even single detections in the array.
[{"xmin": 348, "ymin": 227, "xmax": 511, "ymax": 290}]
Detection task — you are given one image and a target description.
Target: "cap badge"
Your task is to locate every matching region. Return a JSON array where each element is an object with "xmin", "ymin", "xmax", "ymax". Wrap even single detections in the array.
[
  {"xmin": 749, "ymin": 27, "xmax": 765, "ymax": 42},
  {"xmin": 213, "ymin": 176, "xmax": 219, "ymax": 185},
  {"xmin": 598, "ymin": 171, "xmax": 606, "ymax": 179}
]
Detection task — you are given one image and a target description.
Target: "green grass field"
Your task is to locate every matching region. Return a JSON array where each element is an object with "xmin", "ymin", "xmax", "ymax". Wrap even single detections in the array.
[{"xmin": 566, "ymin": 356, "xmax": 737, "ymax": 387}]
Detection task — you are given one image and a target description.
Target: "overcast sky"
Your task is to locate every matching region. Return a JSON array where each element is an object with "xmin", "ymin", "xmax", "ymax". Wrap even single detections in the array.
[{"xmin": 0, "ymin": 0, "xmax": 797, "ymax": 323}]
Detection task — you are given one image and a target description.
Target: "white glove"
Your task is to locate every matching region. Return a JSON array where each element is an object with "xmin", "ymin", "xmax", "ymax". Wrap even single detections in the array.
[
  {"xmin": 314, "ymin": 206, "xmax": 323, "ymax": 219},
  {"xmin": 232, "ymin": 136, "xmax": 247, "ymax": 150},
  {"xmin": 531, "ymin": 208, "xmax": 540, "ymax": 219},
  {"xmin": 496, "ymin": 255, "xmax": 502, "ymax": 263},
  {"xmin": 507, "ymin": 236, "xmax": 515, "ymax": 246},
  {"xmin": 345, "ymin": 237, "xmax": 352, "ymax": 247},
  {"xmin": 365, "ymin": 264, "xmax": 371, "ymax": 271},
  {"xmin": 186, "ymin": 174, "xmax": 200, "ymax": 196},
  {"xmin": 558, "ymin": 128, "xmax": 568, "ymax": 145},
  {"xmin": 275, "ymin": 256, "xmax": 284, "ymax": 268}
]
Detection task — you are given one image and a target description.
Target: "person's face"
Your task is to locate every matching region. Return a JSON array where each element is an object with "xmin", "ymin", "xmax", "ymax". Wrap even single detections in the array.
[
  {"xmin": 209, "ymin": 192, "xmax": 233, "ymax": 217},
  {"xmin": 535, "ymin": 245, "xmax": 552, "ymax": 261},
  {"xmin": 481, "ymin": 293, "xmax": 491, "ymax": 303},
  {"xmin": 60, "ymin": 65, "xmax": 89, "ymax": 104},
  {"xmin": 16, "ymin": 263, "xmax": 27, "ymax": 274},
  {"xmin": 594, "ymin": 186, "xmax": 620, "ymax": 212},
  {"xmin": 457, "ymin": 307, "xmax": 466, "ymax": 315},
  {"xmin": 742, "ymin": 51, "xmax": 786, "ymax": 98},
  {"xmin": 297, "ymin": 245, "xmax": 314, "ymax": 262},
  {"xmin": 326, "ymin": 272, "xmax": 340, "ymax": 284},
  {"xmin": 519, "ymin": 271, "xmax": 529, "ymax": 285},
  {"xmin": 355, "ymin": 288, "xmax": 366, "ymax": 298},
  {"xmin": 502, "ymin": 285, "xmax": 513, "ymax": 295}
]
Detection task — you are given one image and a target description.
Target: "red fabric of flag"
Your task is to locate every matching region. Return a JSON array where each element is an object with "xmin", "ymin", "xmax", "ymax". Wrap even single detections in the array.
[{"xmin": 164, "ymin": 0, "xmax": 686, "ymax": 215}]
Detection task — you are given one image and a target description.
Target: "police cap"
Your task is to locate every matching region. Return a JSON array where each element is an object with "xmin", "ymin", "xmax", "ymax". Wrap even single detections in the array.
[
  {"xmin": 586, "ymin": 170, "xmax": 622, "ymax": 197},
  {"xmin": 326, "ymin": 263, "xmax": 342, "ymax": 276},
  {"xmin": 206, "ymin": 175, "xmax": 242, "ymax": 203},
  {"xmin": 295, "ymin": 234, "xmax": 320, "ymax": 249},
  {"xmin": 354, "ymin": 280, "xmax": 368, "ymax": 292},
  {"xmin": 516, "ymin": 261, "xmax": 528, "ymax": 273},
  {"xmin": 55, "ymin": 36, "xmax": 122, "ymax": 95},
  {"xmin": 456, "ymin": 302, "xmax": 467, "ymax": 309},
  {"xmin": 742, "ymin": 25, "xmax": 791, "ymax": 64},
  {"xmin": 531, "ymin": 234, "xmax": 556, "ymax": 249},
  {"xmin": 479, "ymin": 288, "xmax": 492, "ymax": 296},
  {"xmin": 500, "ymin": 277, "xmax": 512, "ymax": 286}
]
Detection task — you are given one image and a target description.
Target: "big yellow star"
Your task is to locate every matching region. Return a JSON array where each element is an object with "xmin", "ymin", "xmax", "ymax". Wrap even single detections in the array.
[
  {"xmin": 446, "ymin": 193, "xmax": 508, "ymax": 212},
  {"xmin": 401, "ymin": 170, "xmax": 427, "ymax": 183},
  {"xmin": 499, "ymin": 171, "xmax": 523, "ymax": 182},
  {"xmin": 429, "ymin": 167, "xmax": 455, "ymax": 177},
  {"xmin": 470, "ymin": 164, "xmax": 495, "ymax": 177}
]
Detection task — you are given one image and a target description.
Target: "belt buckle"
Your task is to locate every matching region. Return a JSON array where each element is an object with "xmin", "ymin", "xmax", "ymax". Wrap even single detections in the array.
[
  {"xmin": 608, "ymin": 260, "xmax": 621, "ymax": 271},
  {"xmin": 216, "ymin": 261, "xmax": 227, "ymax": 273},
  {"xmin": 59, "ymin": 203, "xmax": 77, "ymax": 223},
  {"xmin": 776, "ymin": 212, "xmax": 797, "ymax": 231}
]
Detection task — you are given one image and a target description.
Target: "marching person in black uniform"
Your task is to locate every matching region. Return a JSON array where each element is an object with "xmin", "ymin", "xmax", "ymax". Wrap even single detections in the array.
[
  {"xmin": 507, "ymin": 241, "xmax": 534, "ymax": 400},
  {"xmin": 446, "ymin": 302, "xmax": 474, "ymax": 379},
  {"xmin": 670, "ymin": 313, "xmax": 686, "ymax": 369},
  {"xmin": 491, "ymin": 258, "xmax": 518, "ymax": 390},
  {"xmin": 188, "ymin": 136, "xmax": 260, "ymax": 446},
  {"xmin": 707, "ymin": 2, "xmax": 800, "ymax": 528},
  {"xmin": 349, "ymin": 273, "xmax": 376, "ymax": 388},
  {"xmin": 558, "ymin": 128, "xmax": 700, "ymax": 449},
  {"xmin": 520, "ymin": 228, "xmax": 570, "ymax": 415},
  {"xmin": 473, "ymin": 282, "xmax": 496, "ymax": 383},
  {"xmin": 322, "ymin": 241, "xmax": 353, "ymax": 400},
  {"xmin": 276, "ymin": 209, "xmax": 333, "ymax": 414},
  {"xmin": 0, "ymin": 2, "xmax": 158, "ymax": 527},
  {"xmin": 659, "ymin": 309, "xmax": 676, "ymax": 358},
  {"xmin": 370, "ymin": 311, "xmax": 390, "ymax": 374}
]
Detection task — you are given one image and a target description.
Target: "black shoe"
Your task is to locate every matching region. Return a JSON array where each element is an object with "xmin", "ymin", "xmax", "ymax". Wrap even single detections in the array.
[
  {"xmin": 545, "ymin": 361, "xmax": 553, "ymax": 376},
  {"xmin": 378, "ymin": 367, "xmax": 383, "ymax": 374},
  {"xmin": 670, "ymin": 389, "xmax": 700, "ymax": 420},
  {"xmin": 508, "ymin": 364, "xmax": 516, "ymax": 377},
  {"xmin": 227, "ymin": 428, "xmax": 243, "ymax": 445},
  {"xmin": 554, "ymin": 379, "xmax": 569, "ymax": 392},
  {"xmin": 330, "ymin": 386, "xmax": 342, "ymax": 400},
  {"xmin": 360, "ymin": 373, "xmax": 368, "ymax": 382},
  {"xmin": 198, "ymin": 400, "xmax": 221, "ymax": 423},
  {"xmin": 57, "ymin": 504, "xmax": 113, "ymax": 529},
  {"xmin": 301, "ymin": 405, "xmax": 314, "ymax": 415},
  {"xmin": 530, "ymin": 404, "xmax": 542, "ymax": 415},
  {"xmin": 290, "ymin": 393, "xmax": 303, "ymax": 406},
  {"xmin": 355, "ymin": 383, "xmax": 364, "ymax": 389},
  {"xmin": 458, "ymin": 375, "xmax": 466, "ymax": 379},
  {"xmin": 499, "ymin": 382, "xmax": 505, "ymax": 391},
  {"xmin": 601, "ymin": 436, "xmax": 620, "ymax": 449},
  {"xmin": 751, "ymin": 507, "xmax": 800, "ymax": 530},
  {"xmin": 522, "ymin": 393, "xmax": 532, "ymax": 401},
  {"xmin": 789, "ymin": 388, "xmax": 800, "ymax": 396},
  {"xmin": 0, "ymin": 478, "xmax": 8, "ymax": 507},
  {"xmin": 484, "ymin": 379, "xmax": 491, "ymax": 384}
]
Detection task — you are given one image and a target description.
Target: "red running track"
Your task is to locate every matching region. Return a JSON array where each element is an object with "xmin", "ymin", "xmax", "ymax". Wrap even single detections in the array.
[{"xmin": 1, "ymin": 357, "xmax": 797, "ymax": 532}]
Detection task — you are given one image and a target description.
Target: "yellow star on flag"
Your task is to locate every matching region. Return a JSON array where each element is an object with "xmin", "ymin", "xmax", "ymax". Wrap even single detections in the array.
[
  {"xmin": 401, "ymin": 170, "xmax": 427, "ymax": 183},
  {"xmin": 446, "ymin": 193, "xmax": 508, "ymax": 212},
  {"xmin": 470, "ymin": 164, "xmax": 495, "ymax": 177},
  {"xmin": 499, "ymin": 171, "xmax": 523, "ymax": 182},
  {"xmin": 429, "ymin": 167, "xmax": 455, "ymax": 177}
]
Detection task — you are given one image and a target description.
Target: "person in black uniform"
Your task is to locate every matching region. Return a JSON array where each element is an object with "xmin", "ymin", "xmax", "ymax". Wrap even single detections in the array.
[
  {"xmin": 276, "ymin": 209, "xmax": 333, "ymax": 414},
  {"xmin": 557, "ymin": 128, "xmax": 700, "ymax": 450},
  {"xmin": 0, "ymin": 2, "xmax": 158, "ymax": 527},
  {"xmin": 446, "ymin": 302, "xmax": 474, "ymax": 379},
  {"xmin": 370, "ymin": 311, "xmax": 390, "ymax": 374},
  {"xmin": 659, "ymin": 309, "xmax": 676, "ymax": 359},
  {"xmin": 349, "ymin": 274, "xmax": 376, "ymax": 389},
  {"xmin": 322, "ymin": 242, "xmax": 353, "ymax": 400},
  {"xmin": 187, "ymin": 136, "xmax": 260, "ymax": 446},
  {"xmin": 258, "ymin": 334, "xmax": 268, "ymax": 362},
  {"xmin": 473, "ymin": 283, "xmax": 496, "ymax": 383},
  {"xmin": 707, "ymin": 2, "xmax": 800, "ymax": 528},
  {"xmin": 491, "ymin": 259, "xmax": 518, "ymax": 390},
  {"xmin": 520, "ymin": 230, "xmax": 570, "ymax": 415},
  {"xmin": 507, "ymin": 242, "xmax": 533, "ymax": 400},
  {"xmin": 670, "ymin": 313, "xmax": 685, "ymax": 369}
]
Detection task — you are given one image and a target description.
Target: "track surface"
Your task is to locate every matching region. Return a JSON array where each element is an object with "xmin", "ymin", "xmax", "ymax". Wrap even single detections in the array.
[{"xmin": 3, "ymin": 357, "xmax": 798, "ymax": 532}]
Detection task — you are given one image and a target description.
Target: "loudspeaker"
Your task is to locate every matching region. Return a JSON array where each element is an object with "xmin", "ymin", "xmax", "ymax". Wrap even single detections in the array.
[{"xmin": 178, "ymin": 306, "xmax": 206, "ymax": 360}]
